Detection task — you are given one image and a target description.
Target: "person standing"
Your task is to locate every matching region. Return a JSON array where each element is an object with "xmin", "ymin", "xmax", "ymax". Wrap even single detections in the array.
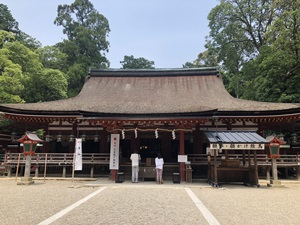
[
  {"xmin": 155, "ymin": 153, "xmax": 164, "ymax": 184},
  {"xmin": 130, "ymin": 151, "xmax": 141, "ymax": 183}
]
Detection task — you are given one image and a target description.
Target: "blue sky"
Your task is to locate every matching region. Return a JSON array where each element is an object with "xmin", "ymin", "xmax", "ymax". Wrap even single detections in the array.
[{"xmin": 2, "ymin": 0, "xmax": 219, "ymax": 68}]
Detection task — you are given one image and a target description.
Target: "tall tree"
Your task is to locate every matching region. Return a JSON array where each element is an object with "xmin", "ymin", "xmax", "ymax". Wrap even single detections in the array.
[
  {"xmin": 0, "ymin": 4, "xmax": 20, "ymax": 34},
  {"xmin": 207, "ymin": 0, "xmax": 274, "ymax": 98},
  {"xmin": 242, "ymin": 0, "xmax": 300, "ymax": 103},
  {"xmin": 35, "ymin": 46, "xmax": 68, "ymax": 73},
  {"xmin": 183, "ymin": 47, "xmax": 219, "ymax": 68},
  {"xmin": 0, "ymin": 4, "xmax": 41, "ymax": 50},
  {"xmin": 54, "ymin": 0, "xmax": 110, "ymax": 96},
  {"xmin": 23, "ymin": 68, "xmax": 68, "ymax": 103},
  {"xmin": 120, "ymin": 55, "xmax": 155, "ymax": 69}
]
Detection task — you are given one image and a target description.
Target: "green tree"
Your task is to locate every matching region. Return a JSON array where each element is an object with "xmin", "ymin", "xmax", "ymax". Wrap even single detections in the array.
[
  {"xmin": 0, "ymin": 45, "xmax": 24, "ymax": 103},
  {"xmin": 35, "ymin": 46, "xmax": 68, "ymax": 72},
  {"xmin": 0, "ymin": 4, "xmax": 20, "ymax": 34},
  {"xmin": 207, "ymin": 0, "xmax": 274, "ymax": 98},
  {"xmin": 4, "ymin": 42, "xmax": 42, "ymax": 77},
  {"xmin": 0, "ymin": 30, "xmax": 15, "ymax": 48},
  {"xmin": 120, "ymin": 55, "xmax": 155, "ymax": 69},
  {"xmin": 0, "ymin": 4, "xmax": 41, "ymax": 50},
  {"xmin": 183, "ymin": 47, "xmax": 219, "ymax": 68},
  {"xmin": 242, "ymin": 0, "xmax": 300, "ymax": 103},
  {"xmin": 54, "ymin": 0, "xmax": 110, "ymax": 96},
  {"xmin": 23, "ymin": 68, "xmax": 68, "ymax": 102}
]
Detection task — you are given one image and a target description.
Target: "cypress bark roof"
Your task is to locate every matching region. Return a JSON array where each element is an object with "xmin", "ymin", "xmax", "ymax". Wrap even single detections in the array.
[{"xmin": 0, "ymin": 68, "xmax": 299, "ymax": 117}]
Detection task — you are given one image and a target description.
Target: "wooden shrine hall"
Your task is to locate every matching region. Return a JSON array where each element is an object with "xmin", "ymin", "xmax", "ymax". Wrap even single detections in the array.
[{"xmin": 0, "ymin": 67, "xmax": 300, "ymax": 183}]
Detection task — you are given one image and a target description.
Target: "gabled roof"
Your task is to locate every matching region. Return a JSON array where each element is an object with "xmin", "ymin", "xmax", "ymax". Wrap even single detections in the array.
[
  {"xmin": 17, "ymin": 132, "xmax": 43, "ymax": 143},
  {"xmin": 204, "ymin": 131, "xmax": 269, "ymax": 144},
  {"xmin": 0, "ymin": 68, "xmax": 299, "ymax": 117}
]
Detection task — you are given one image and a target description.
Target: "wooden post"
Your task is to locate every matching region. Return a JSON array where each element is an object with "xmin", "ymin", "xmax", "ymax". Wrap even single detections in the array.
[
  {"xmin": 254, "ymin": 150, "xmax": 258, "ymax": 185},
  {"xmin": 297, "ymin": 153, "xmax": 300, "ymax": 180},
  {"xmin": 207, "ymin": 153, "xmax": 211, "ymax": 182},
  {"xmin": 35, "ymin": 165, "xmax": 39, "ymax": 178},
  {"xmin": 179, "ymin": 131, "xmax": 185, "ymax": 182},
  {"xmin": 43, "ymin": 153, "xmax": 47, "ymax": 182},
  {"xmin": 90, "ymin": 165, "xmax": 94, "ymax": 178},
  {"xmin": 15, "ymin": 153, "xmax": 21, "ymax": 182},
  {"xmin": 213, "ymin": 149, "xmax": 218, "ymax": 185},
  {"xmin": 266, "ymin": 166, "xmax": 271, "ymax": 181},
  {"xmin": 297, "ymin": 166, "xmax": 300, "ymax": 180},
  {"xmin": 62, "ymin": 166, "xmax": 66, "ymax": 178}
]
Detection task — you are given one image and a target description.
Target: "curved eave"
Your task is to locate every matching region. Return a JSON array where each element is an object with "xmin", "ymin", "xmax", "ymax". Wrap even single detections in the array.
[
  {"xmin": 0, "ymin": 105, "xmax": 81, "ymax": 117},
  {"xmin": 88, "ymin": 67, "xmax": 219, "ymax": 77},
  {"xmin": 2, "ymin": 105, "xmax": 300, "ymax": 121},
  {"xmin": 215, "ymin": 108, "xmax": 300, "ymax": 117}
]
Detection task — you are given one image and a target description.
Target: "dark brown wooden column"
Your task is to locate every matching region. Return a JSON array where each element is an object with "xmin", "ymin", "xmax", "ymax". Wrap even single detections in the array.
[
  {"xmin": 100, "ymin": 130, "xmax": 107, "ymax": 153},
  {"xmin": 179, "ymin": 131, "xmax": 185, "ymax": 182},
  {"xmin": 69, "ymin": 122, "xmax": 77, "ymax": 153},
  {"xmin": 193, "ymin": 125, "xmax": 202, "ymax": 154},
  {"xmin": 162, "ymin": 133, "xmax": 171, "ymax": 160}
]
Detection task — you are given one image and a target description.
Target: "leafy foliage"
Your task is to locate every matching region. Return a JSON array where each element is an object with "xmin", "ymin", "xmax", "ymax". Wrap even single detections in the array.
[
  {"xmin": 54, "ymin": 0, "xmax": 110, "ymax": 96},
  {"xmin": 204, "ymin": 0, "xmax": 300, "ymax": 103},
  {"xmin": 120, "ymin": 55, "xmax": 155, "ymax": 69}
]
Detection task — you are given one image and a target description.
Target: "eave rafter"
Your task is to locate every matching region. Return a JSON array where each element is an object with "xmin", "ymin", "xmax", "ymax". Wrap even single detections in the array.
[
  {"xmin": 3, "ymin": 113, "xmax": 78, "ymax": 123},
  {"xmin": 218, "ymin": 114, "xmax": 300, "ymax": 124}
]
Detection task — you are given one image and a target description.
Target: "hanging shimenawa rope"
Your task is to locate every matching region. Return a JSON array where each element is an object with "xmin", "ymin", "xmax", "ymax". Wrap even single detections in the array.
[{"xmin": 107, "ymin": 127, "xmax": 193, "ymax": 140}]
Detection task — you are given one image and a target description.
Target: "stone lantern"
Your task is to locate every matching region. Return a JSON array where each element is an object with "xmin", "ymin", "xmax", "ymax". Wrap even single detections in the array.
[
  {"xmin": 266, "ymin": 135, "xmax": 286, "ymax": 187},
  {"xmin": 17, "ymin": 132, "xmax": 43, "ymax": 185}
]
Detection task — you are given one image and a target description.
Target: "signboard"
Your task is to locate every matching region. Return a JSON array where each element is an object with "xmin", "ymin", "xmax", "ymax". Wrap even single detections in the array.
[
  {"xmin": 210, "ymin": 143, "xmax": 265, "ymax": 150},
  {"xmin": 74, "ymin": 138, "xmax": 82, "ymax": 171},
  {"xmin": 109, "ymin": 134, "xmax": 120, "ymax": 170},
  {"xmin": 178, "ymin": 155, "xmax": 187, "ymax": 163}
]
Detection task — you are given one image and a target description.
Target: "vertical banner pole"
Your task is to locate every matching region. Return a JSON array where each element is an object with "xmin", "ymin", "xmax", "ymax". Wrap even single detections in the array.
[{"xmin": 72, "ymin": 153, "xmax": 75, "ymax": 182}]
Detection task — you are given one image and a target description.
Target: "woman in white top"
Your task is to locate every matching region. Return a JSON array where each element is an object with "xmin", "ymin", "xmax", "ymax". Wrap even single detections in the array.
[{"xmin": 155, "ymin": 153, "xmax": 164, "ymax": 184}]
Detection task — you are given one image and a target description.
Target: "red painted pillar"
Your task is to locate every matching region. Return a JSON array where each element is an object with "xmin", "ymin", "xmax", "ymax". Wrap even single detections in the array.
[{"xmin": 179, "ymin": 131, "xmax": 186, "ymax": 182}]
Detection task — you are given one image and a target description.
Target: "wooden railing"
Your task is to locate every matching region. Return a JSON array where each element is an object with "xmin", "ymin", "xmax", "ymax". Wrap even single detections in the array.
[
  {"xmin": 4, "ymin": 153, "xmax": 110, "ymax": 166},
  {"xmin": 187, "ymin": 154, "xmax": 300, "ymax": 167},
  {"xmin": 2, "ymin": 153, "xmax": 300, "ymax": 167}
]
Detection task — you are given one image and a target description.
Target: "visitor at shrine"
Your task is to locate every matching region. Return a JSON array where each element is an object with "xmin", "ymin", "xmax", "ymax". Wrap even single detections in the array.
[
  {"xmin": 155, "ymin": 153, "xmax": 164, "ymax": 184},
  {"xmin": 130, "ymin": 151, "xmax": 141, "ymax": 183}
]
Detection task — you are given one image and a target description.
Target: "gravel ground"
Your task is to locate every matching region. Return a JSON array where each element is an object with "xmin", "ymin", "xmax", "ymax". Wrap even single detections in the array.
[{"xmin": 0, "ymin": 178, "xmax": 299, "ymax": 225}]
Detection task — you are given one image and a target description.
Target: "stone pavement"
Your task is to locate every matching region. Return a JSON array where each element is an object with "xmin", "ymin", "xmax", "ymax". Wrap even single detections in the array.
[{"xmin": 0, "ymin": 177, "xmax": 300, "ymax": 225}]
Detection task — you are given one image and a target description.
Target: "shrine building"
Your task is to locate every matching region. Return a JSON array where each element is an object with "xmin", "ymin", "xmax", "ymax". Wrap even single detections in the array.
[{"xmin": 0, "ymin": 67, "xmax": 300, "ymax": 183}]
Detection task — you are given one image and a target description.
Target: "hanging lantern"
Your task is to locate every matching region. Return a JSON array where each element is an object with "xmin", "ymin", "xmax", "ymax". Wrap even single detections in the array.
[
  {"xmin": 291, "ymin": 132, "xmax": 298, "ymax": 143},
  {"xmin": 56, "ymin": 134, "xmax": 62, "ymax": 142},
  {"xmin": 45, "ymin": 134, "xmax": 51, "ymax": 142},
  {"xmin": 94, "ymin": 135, "xmax": 99, "ymax": 142},
  {"xmin": 277, "ymin": 133, "xmax": 285, "ymax": 142},
  {"xmin": 11, "ymin": 132, "xmax": 17, "ymax": 142},
  {"xmin": 69, "ymin": 134, "xmax": 75, "ymax": 142},
  {"xmin": 81, "ymin": 134, "xmax": 86, "ymax": 142}
]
